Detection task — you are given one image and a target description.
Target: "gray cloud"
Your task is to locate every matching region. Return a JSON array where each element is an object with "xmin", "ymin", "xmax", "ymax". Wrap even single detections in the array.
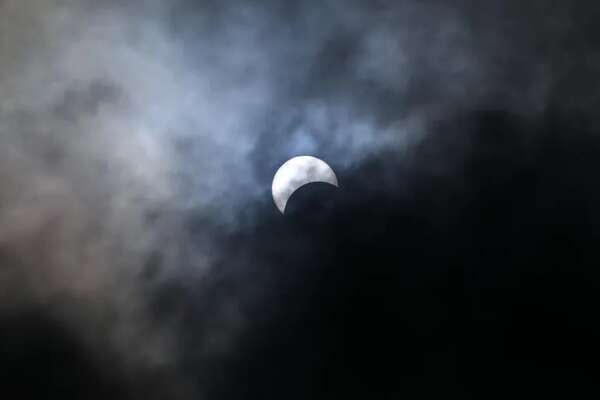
[{"xmin": 0, "ymin": 0, "xmax": 598, "ymax": 398}]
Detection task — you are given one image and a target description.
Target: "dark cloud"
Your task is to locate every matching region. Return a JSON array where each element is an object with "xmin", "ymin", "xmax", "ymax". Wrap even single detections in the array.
[
  {"xmin": 1, "ymin": 0, "xmax": 600, "ymax": 399},
  {"xmin": 197, "ymin": 108, "xmax": 600, "ymax": 398}
]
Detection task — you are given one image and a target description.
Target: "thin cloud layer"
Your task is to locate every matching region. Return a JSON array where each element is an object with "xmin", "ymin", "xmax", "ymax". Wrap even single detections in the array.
[{"xmin": 1, "ymin": 1, "xmax": 599, "ymax": 399}]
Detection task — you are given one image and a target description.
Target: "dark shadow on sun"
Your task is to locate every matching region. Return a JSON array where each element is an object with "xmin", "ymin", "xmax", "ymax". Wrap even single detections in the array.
[{"xmin": 283, "ymin": 181, "xmax": 341, "ymax": 220}]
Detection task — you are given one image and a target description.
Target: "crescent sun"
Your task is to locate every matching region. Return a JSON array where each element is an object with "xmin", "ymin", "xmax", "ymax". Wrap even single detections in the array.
[{"xmin": 272, "ymin": 156, "xmax": 339, "ymax": 214}]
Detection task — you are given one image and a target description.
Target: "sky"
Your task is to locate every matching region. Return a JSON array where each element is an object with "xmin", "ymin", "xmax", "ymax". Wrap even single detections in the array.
[{"xmin": 1, "ymin": 0, "xmax": 600, "ymax": 399}]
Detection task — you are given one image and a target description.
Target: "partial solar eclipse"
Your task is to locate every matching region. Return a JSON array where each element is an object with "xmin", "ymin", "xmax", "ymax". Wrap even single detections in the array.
[{"xmin": 272, "ymin": 156, "xmax": 339, "ymax": 214}]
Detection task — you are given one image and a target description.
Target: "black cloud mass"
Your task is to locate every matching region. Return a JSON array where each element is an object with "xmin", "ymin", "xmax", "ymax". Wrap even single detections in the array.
[{"xmin": 1, "ymin": 1, "xmax": 600, "ymax": 399}]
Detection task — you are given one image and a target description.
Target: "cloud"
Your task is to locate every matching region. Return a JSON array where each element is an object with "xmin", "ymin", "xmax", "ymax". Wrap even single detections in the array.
[{"xmin": 1, "ymin": 0, "xmax": 600, "ymax": 399}]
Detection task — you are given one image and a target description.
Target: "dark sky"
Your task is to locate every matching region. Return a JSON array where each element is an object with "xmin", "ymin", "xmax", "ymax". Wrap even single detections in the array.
[{"xmin": 1, "ymin": 1, "xmax": 600, "ymax": 399}]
